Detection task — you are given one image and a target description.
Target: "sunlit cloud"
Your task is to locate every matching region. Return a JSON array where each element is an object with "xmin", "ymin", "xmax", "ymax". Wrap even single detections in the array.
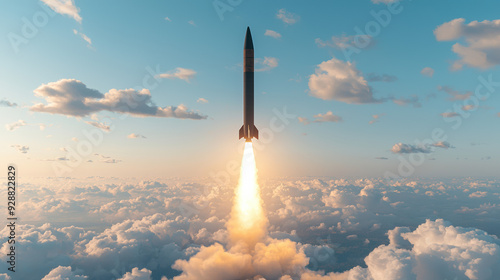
[
  {"xmin": 155, "ymin": 68, "xmax": 197, "ymax": 82},
  {"xmin": 41, "ymin": 0, "xmax": 82, "ymax": 23}
]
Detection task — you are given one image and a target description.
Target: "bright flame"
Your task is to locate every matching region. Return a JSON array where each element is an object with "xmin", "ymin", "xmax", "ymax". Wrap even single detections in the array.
[{"xmin": 227, "ymin": 142, "xmax": 268, "ymax": 249}]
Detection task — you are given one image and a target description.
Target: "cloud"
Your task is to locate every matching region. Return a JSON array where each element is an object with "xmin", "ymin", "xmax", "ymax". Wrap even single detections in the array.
[
  {"xmin": 265, "ymin": 30, "xmax": 282, "ymax": 39},
  {"xmin": 42, "ymin": 266, "xmax": 87, "ymax": 280},
  {"xmin": 392, "ymin": 95, "xmax": 422, "ymax": 108},
  {"xmin": 85, "ymin": 121, "xmax": 111, "ymax": 132},
  {"xmin": 437, "ymin": 85, "xmax": 472, "ymax": 101},
  {"xmin": 369, "ymin": 113, "xmax": 385, "ymax": 124},
  {"xmin": 309, "ymin": 57, "xmax": 381, "ymax": 104},
  {"xmin": 276, "ymin": 8, "xmax": 300, "ymax": 25},
  {"xmin": 94, "ymin": 154, "xmax": 121, "ymax": 163},
  {"xmin": 421, "ymin": 67, "xmax": 434, "ymax": 77},
  {"xmin": 391, "ymin": 143, "xmax": 431, "ymax": 154},
  {"xmin": 462, "ymin": 104, "xmax": 477, "ymax": 111},
  {"xmin": 255, "ymin": 57, "xmax": 279, "ymax": 72},
  {"xmin": 73, "ymin": 29, "xmax": 92, "ymax": 47},
  {"xmin": 11, "ymin": 145, "xmax": 29, "ymax": 154},
  {"xmin": 375, "ymin": 157, "xmax": 389, "ymax": 160},
  {"xmin": 315, "ymin": 34, "xmax": 375, "ymax": 49},
  {"xmin": 188, "ymin": 20, "xmax": 196, "ymax": 26},
  {"xmin": 5, "ymin": 120, "xmax": 26, "ymax": 131},
  {"xmin": 441, "ymin": 112, "xmax": 461, "ymax": 118},
  {"xmin": 127, "ymin": 133, "xmax": 146, "ymax": 139},
  {"xmin": 164, "ymin": 17, "xmax": 171, "ymax": 22},
  {"xmin": 30, "ymin": 79, "xmax": 206, "ymax": 119},
  {"xmin": 434, "ymin": 18, "xmax": 500, "ymax": 70},
  {"xmin": 117, "ymin": 268, "xmax": 152, "ymax": 280},
  {"xmin": 4, "ymin": 177, "xmax": 500, "ymax": 280},
  {"xmin": 155, "ymin": 68, "xmax": 196, "ymax": 82},
  {"xmin": 366, "ymin": 73, "xmax": 398, "ymax": 83},
  {"xmin": 41, "ymin": 0, "xmax": 82, "ymax": 23},
  {"xmin": 313, "ymin": 111, "xmax": 343, "ymax": 123},
  {"xmin": 196, "ymin": 98, "xmax": 208, "ymax": 104},
  {"xmin": 0, "ymin": 99, "xmax": 17, "ymax": 107},
  {"xmin": 298, "ymin": 117, "xmax": 310, "ymax": 125},
  {"xmin": 431, "ymin": 141, "xmax": 454, "ymax": 149},
  {"xmin": 392, "ymin": 141, "xmax": 454, "ymax": 154}
]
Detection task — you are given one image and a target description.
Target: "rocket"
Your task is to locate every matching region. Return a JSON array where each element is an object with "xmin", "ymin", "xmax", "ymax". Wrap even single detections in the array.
[{"xmin": 239, "ymin": 27, "xmax": 259, "ymax": 142}]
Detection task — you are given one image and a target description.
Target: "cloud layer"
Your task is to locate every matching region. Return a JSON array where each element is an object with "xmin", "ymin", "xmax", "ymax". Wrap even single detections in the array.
[{"xmin": 1, "ymin": 177, "xmax": 499, "ymax": 279}]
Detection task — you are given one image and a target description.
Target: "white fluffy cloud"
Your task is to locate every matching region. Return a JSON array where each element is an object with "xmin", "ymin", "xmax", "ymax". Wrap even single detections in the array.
[
  {"xmin": 31, "ymin": 79, "xmax": 206, "ymax": 119},
  {"xmin": 42, "ymin": 266, "xmax": 88, "ymax": 280},
  {"xmin": 41, "ymin": 0, "xmax": 82, "ymax": 23},
  {"xmin": 117, "ymin": 268, "xmax": 152, "ymax": 280},
  {"xmin": 434, "ymin": 18, "xmax": 500, "ymax": 70},
  {"xmin": 309, "ymin": 58, "xmax": 380, "ymax": 104}
]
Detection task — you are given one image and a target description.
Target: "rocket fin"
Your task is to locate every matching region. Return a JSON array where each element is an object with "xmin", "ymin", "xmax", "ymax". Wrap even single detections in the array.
[
  {"xmin": 252, "ymin": 125, "xmax": 259, "ymax": 139},
  {"xmin": 239, "ymin": 125, "xmax": 244, "ymax": 139}
]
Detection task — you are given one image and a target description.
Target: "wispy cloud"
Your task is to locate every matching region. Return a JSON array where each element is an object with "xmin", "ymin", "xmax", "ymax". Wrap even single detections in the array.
[
  {"xmin": 369, "ymin": 114, "xmax": 385, "ymax": 124},
  {"xmin": 366, "ymin": 73, "xmax": 398, "ymax": 83},
  {"xmin": 127, "ymin": 133, "xmax": 146, "ymax": 139},
  {"xmin": 391, "ymin": 141, "xmax": 454, "ymax": 154},
  {"xmin": 276, "ymin": 9, "xmax": 299, "ymax": 25},
  {"xmin": 73, "ymin": 29, "xmax": 92, "ymax": 47},
  {"xmin": 421, "ymin": 67, "xmax": 435, "ymax": 77},
  {"xmin": 11, "ymin": 144, "xmax": 29, "ymax": 154},
  {"xmin": 438, "ymin": 86, "xmax": 472, "ymax": 101},
  {"xmin": 0, "ymin": 99, "xmax": 17, "ymax": 107},
  {"xmin": 6, "ymin": 120, "xmax": 27, "ymax": 131},
  {"xmin": 265, "ymin": 30, "xmax": 282, "ymax": 39},
  {"xmin": 255, "ymin": 57, "xmax": 278, "ymax": 72},
  {"xmin": 155, "ymin": 68, "xmax": 197, "ymax": 82},
  {"xmin": 85, "ymin": 121, "xmax": 111, "ymax": 132}
]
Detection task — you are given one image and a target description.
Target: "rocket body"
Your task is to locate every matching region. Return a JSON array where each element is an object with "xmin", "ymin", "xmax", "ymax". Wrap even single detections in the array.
[{"xmin": 239, "ymin": 27, "xmax": 259, "ymax": 142}]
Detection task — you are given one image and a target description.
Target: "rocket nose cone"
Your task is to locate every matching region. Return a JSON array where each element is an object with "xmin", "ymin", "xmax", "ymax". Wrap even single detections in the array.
[{"xmin": 244, "ymin": 27, "xmax": 254, "ymax": 50}]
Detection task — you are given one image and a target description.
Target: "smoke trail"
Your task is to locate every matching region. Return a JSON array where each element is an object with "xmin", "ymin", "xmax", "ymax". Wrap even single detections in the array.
[
  {"xmin": 173, "ymin": 142, "xmax": 308, "ymax": 280},
  {"xmin": 227, "ymin": 142, "xmax": 268, "ymax": 250}
]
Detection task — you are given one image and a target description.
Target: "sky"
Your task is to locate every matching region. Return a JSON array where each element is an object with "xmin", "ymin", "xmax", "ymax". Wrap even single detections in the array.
[{"xmin": 2, "ymin": 0, "xmax": 500, "ymax": 179}]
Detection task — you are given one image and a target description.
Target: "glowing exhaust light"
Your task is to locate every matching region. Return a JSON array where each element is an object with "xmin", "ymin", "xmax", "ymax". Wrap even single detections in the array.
[{"xmin": 227, "ymin": 142, "xmax": 268, "ymax": 249}]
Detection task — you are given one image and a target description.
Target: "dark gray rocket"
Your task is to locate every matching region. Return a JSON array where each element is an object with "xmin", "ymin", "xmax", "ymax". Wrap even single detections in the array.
[{"xmin": 239, "ymin": 27, "xmax": 259, "ymax": 142}]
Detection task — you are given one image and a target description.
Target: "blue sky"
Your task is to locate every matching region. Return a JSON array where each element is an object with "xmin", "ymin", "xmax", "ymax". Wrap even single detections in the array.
[{"xmin": 1, "ymin": 0, "xmax": 499, "ymax": 178}]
